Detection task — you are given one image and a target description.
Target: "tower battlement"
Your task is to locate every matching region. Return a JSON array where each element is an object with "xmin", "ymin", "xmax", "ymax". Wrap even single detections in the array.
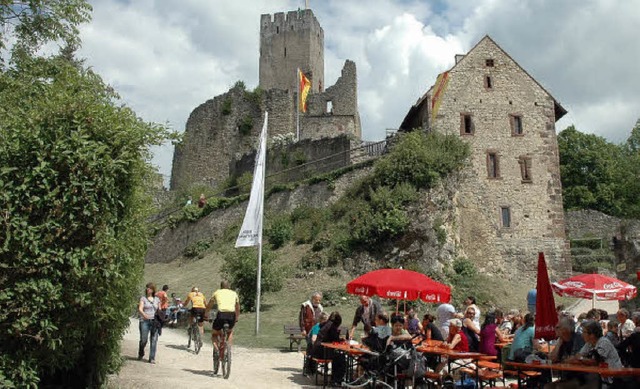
[
  {"xmin": 260, "ymin": 9, "xmax": 323, "ymax": 35},
  {"xmin": 259, "ymin": 9, "xmax": 324, "ymax": 93}
]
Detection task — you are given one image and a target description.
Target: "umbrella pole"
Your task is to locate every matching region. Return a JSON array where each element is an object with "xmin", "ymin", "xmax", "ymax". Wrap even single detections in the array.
[
  {"xmin": 592, "ymin": 293, "xmax": 595, "ymax": 309},
  {"xmin": 396, "ymin": 300, "xmax": 399, "ymax": 315}
]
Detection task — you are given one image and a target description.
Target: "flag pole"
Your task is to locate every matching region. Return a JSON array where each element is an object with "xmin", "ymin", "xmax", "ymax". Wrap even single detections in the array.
[
  {"xmin": 234, "ymin": 112, "xmax": 268, "ymax": 335},
  {"xmin": 296, "ymin": 68, "xmax": 300, "ymax": 141}
]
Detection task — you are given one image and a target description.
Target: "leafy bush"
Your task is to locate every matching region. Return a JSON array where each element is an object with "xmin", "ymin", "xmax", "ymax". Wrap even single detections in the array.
[
  {"xmin": 292, "ymin": 206, "xmax": 328, "ymax": 244},
  {"xmin": 265, "ymin": 214, "xmax": 293, "ymax": 249},
  {"xmin": 245, "ymin": 86, "xmax": 263, "ymax": 105},
  {"xmin": 0, "ymin": 54, "xmax": 169, "ymax": 386},
  {"xmin": 183, "ymin": 240, "xmax": 212, "ymax": 259},
  {"xmin": 300, "ymin": 251, "xmax": 328, "ymax": 270},
  {"xmin": 373, "ymin": 131, "xmax": 469, "ymax": 189},
  {"xmin": 239, "ymin": 116, "xmax": 253, "ymax": 136},
  {"xmin": 236, "ymin": 172, "xmax": 253, "ymax": 195},
  {"xmin": 221, "ymin": 97, "xmax": 232, "ymax": 115},
  {"xmin": 222, "ymin": 247, "xmax": 284, "ymax": 312}
]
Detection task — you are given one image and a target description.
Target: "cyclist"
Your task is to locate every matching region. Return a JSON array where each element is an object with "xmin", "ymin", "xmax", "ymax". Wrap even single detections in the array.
[
  {"xmin": 183, "ymin": 286, "xmax": 207, "ymax": 343},
  {"xmin": 206, "ymin": 280, "xmax": 240, "ymax": 349}
]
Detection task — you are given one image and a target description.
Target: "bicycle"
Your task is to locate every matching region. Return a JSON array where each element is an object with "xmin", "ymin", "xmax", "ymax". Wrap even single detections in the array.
[
  {"xmin": 213, "ymin": 323, "xmax": 231, "ymax": 379},
  {"xmin": 187, "ymin": 315, "xmax": 203, "ymax": 354}
]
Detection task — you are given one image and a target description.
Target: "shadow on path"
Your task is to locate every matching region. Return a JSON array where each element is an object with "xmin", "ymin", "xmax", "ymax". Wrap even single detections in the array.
[{"xmin": 182, "ymin": 368, "xmax": 213, "ymax": 378}]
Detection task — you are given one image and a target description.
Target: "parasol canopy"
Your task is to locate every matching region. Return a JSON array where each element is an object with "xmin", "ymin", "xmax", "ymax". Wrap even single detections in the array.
[
  {"xmin": 551, "ymin": 273, "xmax": 637, "ymax": 306},
  {"xmin": 346, "ymin": 268, "xmax": 451, "ymax": 303}
]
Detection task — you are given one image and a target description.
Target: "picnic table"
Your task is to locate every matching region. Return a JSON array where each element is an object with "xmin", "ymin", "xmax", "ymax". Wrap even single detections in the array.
[{"xmin": 505, "ymin": 360, "xmax": 640, "ymax": 388}]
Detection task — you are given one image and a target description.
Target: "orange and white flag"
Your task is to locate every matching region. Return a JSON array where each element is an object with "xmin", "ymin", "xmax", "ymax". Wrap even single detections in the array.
[
  {"xmin": 431, "ymin": 71, "xmax": 450, "ymax": 122},
  {"xmin": 298, "ymin": 69, "xmax": 311, "ymax": 112}
]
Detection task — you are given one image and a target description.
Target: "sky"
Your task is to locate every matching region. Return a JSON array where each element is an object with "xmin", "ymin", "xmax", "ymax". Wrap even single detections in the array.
[{"xmin": 77, "ymin": 0, "xmax": 640, "ymax": 185}]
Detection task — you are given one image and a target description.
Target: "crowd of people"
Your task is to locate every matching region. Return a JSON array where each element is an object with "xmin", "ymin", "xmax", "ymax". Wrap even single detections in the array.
[
  {"xmin": 136, "ymin": 281, "xmax": 240, "ymax": 366},
  {"xmin": 297, "ymin": 292, "xmax": 640, "ymax": 388}
]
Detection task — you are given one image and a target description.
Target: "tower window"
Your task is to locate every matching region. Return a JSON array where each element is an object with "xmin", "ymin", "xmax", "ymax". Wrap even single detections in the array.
[
  {"xmin": 460, "ymin": 113, "xmax": 474, "ymax": 135},
  {"xmin": 510, "ymin": 114, "xmax": 523, "ymax": 136},
  {"xmin": 501, "ymin": 207, "xmax": 511, "ymax": 228},
  {"xmin": 326, "ymin": 100, "xmax": 333, "ymax": 114},
  {"xmin": 519, "ymin": 156, "xmax": 532, "ymax": 183},
  {"xmin": 486, "ymin": 59, "xmax": 494, "ymax": 67},
  {"xmin": 276, "ymin": 26, "xmax": 279, "ymax": 34},
  {"xmin": 485, "ymin": 75, "xmax": 493, "ymax": 89},
  {"xmin": 487, "ymin": 151, "xmax": 500, "ymax": 178},
  {"xmin": 284, "ymin": 47, "xmax": 286, "ymax": 57}
]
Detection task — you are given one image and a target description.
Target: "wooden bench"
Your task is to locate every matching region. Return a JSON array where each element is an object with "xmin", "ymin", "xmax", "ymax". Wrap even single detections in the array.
[{"xmin": 284, "ymin": 324, "xmax": 306, "ymax": 352}]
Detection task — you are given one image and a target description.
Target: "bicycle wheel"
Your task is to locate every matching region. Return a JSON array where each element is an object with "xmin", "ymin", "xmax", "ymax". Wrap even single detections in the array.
[
  {"xmin": 194, "ymin": 327, "xmax": 202, "ymax": 354},
  {"xmin": 187, "ymin": 325, "xmax": 192, "ymax": 348},
  {"xmin": 212, "ymin": 347, "xmax": 220, "ymax": 374},
  {"xmin": 221, "ymin": 343, "xmax": 231, "ymax": 379}
]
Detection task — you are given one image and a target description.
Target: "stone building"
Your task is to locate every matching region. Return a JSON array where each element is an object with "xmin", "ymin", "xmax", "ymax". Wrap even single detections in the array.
[
  {"xmin": 170, "ymin": 9, "xmax": 361, "ymax": 191},
  {"xmin": 401, "ymin": 36, "xmax": 571, "ymax": 277}
]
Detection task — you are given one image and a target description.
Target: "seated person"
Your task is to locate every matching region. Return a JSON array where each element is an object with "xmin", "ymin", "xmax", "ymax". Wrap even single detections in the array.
[
  {"xmin": 405, "ymin": 309, "xmax": 422, "ymax": 336},
  {"xmin": 387, "ymin": 314, "xmax": 412, "ymax": 347},
  {"xmin": 548, "ymin": 320, "xmax": 622, "ymax": 389},
  {"xmin": 605, "ymin": 320, "xmax": 620, "ymax": 347},
  {"xmin": 362, "ymin": 312, "xmax": 391, "ymax": 352},
  {"xmin": 508, "ymin": 313, "xmax": 541, "ymax": 362},
  {"xmin": 311, "ymin": 312, "xmax": 346, "ymax": 387},
  {"xmin": 479, "ymin": 312, "xmax": 510, "ymax": 356},
  {"xmin": 462, "ymin": 306, "xmax": 481, "ymax": 352},
  {"xmin": 618, "ymin": 331, "xmax": 640, "ymax": 368},
  {"xmin": 421, "ymin": 313, "xmax": 444, "ymax": 342},
  {"xmin": 304, "ymin": 311, "xmax": 330, "ymax": 376},
  {"xmin": 435, "ymin": 318, "xmax": 468, "ymax": 373},
  {"xmin": 542, "ymin": 317, "xmax": 585, "ymax": 388}
]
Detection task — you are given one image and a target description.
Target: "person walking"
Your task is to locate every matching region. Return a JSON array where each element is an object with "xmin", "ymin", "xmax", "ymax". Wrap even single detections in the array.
[
  {"xmin": 138, "ymin": 282, "xmax": 161, "ymax": 364},
  {"xmin": 349, "ymin": 295, "xmax": 382, "ymax": 340}
]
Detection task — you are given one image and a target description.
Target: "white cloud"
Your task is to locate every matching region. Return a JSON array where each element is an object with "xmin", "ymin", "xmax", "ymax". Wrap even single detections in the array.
[{"xmin": 76, "ymin": 0, "xmax": 639, "ymax": 184}]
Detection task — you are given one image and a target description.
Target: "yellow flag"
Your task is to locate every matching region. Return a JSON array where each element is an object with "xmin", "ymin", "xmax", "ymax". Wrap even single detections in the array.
[
  {"xmin": 431, "ymin": 71, "xmax": 450, "ymax": 123},
  {"xmin": 298, "ymin": 69, "xmax": 311, "ymax": 112}
]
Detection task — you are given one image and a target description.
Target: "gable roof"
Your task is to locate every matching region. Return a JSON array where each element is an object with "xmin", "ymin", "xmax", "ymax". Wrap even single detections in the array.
[{"xmin": 400, "ymin": 35, "xmax": 566, "ymax": 129}]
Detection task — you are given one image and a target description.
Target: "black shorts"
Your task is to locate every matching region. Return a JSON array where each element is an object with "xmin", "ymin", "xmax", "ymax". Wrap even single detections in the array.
[
  {"xmin": 212, "ymin": 311, "xmax": 236, "ymax": 331},
  {"xmin": 191, "ymin": 308, "xmax": 206, "ymax": 323}
]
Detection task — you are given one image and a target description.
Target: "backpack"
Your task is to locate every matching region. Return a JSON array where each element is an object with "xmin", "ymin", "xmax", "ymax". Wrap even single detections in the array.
[{"xmin": 154, "ymin": 309, "xmax": 170, "ymax": 325}]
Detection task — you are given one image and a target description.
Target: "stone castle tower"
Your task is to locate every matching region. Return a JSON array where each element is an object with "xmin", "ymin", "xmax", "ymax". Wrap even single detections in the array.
[
  {"xmin": 401, "ymin": 36, "xmax": 571, "ymax": 277},
  {"xmin": 259, "ymin": 9, "xmax": 324, "ymax": 93},
  {"xmin": 170, "ymin": 9, "xmax": 360, "ymax": 191}
]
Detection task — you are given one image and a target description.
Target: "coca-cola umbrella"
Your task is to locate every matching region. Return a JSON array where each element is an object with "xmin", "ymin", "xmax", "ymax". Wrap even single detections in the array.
[
  {"xmin": 346, "ymin": 268, "xmax": 451, "ymax": 304},
  {"xmin": 535, "ymin": 252, "xmax": 558, "ymax": 340},
  {"xmin": 551, "ymin": 273, "xmax": 637, "ymax": 308}
]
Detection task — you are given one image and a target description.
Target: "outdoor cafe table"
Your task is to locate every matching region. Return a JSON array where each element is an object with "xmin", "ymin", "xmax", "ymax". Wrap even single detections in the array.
[
  {"xmin": 505, "ymin": 360, "xmax": 640, "ymax": 389},
  {"xmin": 416, "ymin": 344, "xmax": 495, "ymax": 381}
]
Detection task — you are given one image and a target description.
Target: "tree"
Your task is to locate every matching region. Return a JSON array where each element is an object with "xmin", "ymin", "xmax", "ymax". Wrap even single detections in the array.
[
  {"xmin": 0, "ymin": 2, "xmax": 171, "ymax": 385},
  {"xmin": 222, "ymin": 248, "xmax": 284, "ymax": 312},
  {"xmin": 557, "ymin": 125, "xmax": 624, "ymax": 215},
  {"xmin": 1, "ymin": 1, "xmax": 91, "ymax": 64}
]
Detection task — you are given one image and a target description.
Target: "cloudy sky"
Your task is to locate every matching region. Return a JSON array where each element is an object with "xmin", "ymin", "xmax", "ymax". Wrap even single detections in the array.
[{"xmin": 77, "ymin": 0, "xmax": 640, "ymax": 185}]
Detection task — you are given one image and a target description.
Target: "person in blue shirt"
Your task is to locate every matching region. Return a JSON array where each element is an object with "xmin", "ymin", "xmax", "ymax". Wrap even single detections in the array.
[{"xmin": 527, "ymin": 288, "xmax": 537, "ymax": 315}]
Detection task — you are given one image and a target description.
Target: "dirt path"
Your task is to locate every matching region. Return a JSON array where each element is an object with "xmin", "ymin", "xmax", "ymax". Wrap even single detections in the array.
[{"xmin": 108, "ymin": 319, "xmax": 314, "ymax": 388}]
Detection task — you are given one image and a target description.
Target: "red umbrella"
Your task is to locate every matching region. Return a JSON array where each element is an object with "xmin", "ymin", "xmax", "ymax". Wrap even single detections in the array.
[
  {"xmin": 552, "ymin": 273, "xmax": 637, "ymax": 308},
  {"xmin": 535, "ymin": 252, "xmax": 557, "ymax": 340},
  {"xmin": 346, "ymin": 268, "xmax": 451, "ymax": 303}
]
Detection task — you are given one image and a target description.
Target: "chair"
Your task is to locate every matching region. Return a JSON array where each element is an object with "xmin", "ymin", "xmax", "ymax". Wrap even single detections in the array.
[{"xmin": 311, "ymin": 357, "xmax": 332, "ymax": 386}]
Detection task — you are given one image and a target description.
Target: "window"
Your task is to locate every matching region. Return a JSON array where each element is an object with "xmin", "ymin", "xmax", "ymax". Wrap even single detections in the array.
[
  {"xmin": 519, "ymin": 156, "xmax": 532, "ymax": 182},
  {"xmin": 511, "ymin": 114, "xmax": 523, "ymax": 136},
  {"xmin": 487, "ymin": 151, "xmax": 499, "ymax": 178},
  {"xmin": 276, "ymin": 26, "xmax": 279, "ymax": 34},
  {"xmin": 326, "ymin": 100, "xmax": 333, "ymax": 114},
  {"xmin": 460, "ymin": 113, "xmax": 474, "ymax": 135},
  {"xmin": 284, "ymin": 47, "xmax": 286, "ymax": 57},
  {"xmin": 501, "ymin": 207, "xmax": 511, "ymax": 228},
  {"xmin": 485, "ymin": 59, "xmax": 494, "ymax": 67},
  {"xmin": 485, "ymin": 75, "xmax": 493, "ymax": 89}
]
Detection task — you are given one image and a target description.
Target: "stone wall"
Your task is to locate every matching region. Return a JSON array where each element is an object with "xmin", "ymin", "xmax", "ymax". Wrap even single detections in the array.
[
  {"xmin": 424, "ymin": 36, "xmax": 570, "ymax": 278},
  {"xmin": 170, "ymin": 86, "xmax": 294, "ymax": 191},
  {"xmin": 302, "ymin": 60, "xmax": 361, "ymax": 140},
  {"xmin": 231, "ymin": 135, "xmax": 351, "ymax": 184}
]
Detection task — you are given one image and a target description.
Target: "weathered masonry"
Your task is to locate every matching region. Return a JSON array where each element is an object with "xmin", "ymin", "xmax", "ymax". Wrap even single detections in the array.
[{"xmin": 401, "ymin": 36, "xmax": 571, "ymax": 277}]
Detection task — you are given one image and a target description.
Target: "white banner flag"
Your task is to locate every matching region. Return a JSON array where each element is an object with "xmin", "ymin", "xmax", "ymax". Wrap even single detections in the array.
[{"xmin": 235, "ymin": 112, "xmax": 268, "ymax": 247}]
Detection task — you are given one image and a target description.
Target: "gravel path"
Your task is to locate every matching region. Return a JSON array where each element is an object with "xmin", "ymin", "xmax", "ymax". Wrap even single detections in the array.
[{"xmin": 108, "ymin": 319, "xmax": 315, "ymax": 388}]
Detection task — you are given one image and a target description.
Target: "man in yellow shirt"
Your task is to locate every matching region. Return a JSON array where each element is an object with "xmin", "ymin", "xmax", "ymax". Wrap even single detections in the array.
[
  {"xmin": 206, "ymin": 280, "xmax": 240, "ymax": 349},
  {"xmin": 183, "ymin": 286, "xmax": 207, "ymax": 342}
]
